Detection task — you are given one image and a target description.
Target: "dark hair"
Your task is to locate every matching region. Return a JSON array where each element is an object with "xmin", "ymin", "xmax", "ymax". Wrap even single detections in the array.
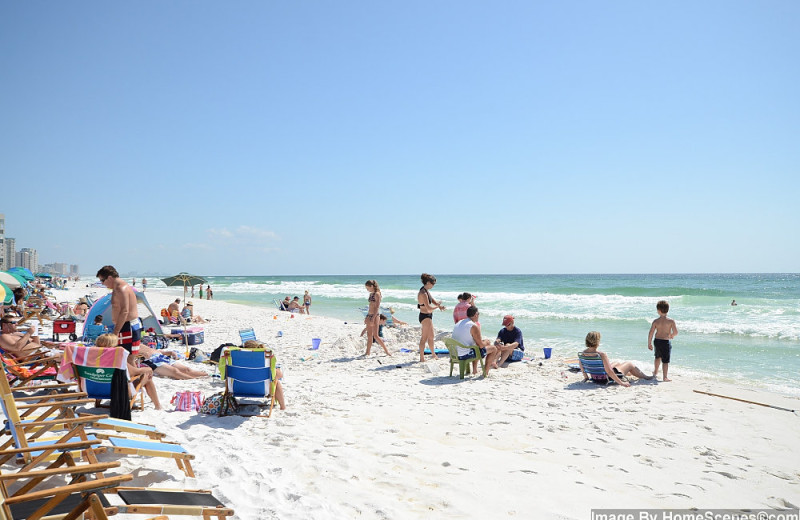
[
  {"xmin": 94, "ymin": 315, "xmax": 103, "ymax": 323},
  {"xmin": 421, "ymin": 273, "xmax": 436, "ymax": 285},
  {"xmin": 96, "ymin": 265, "xmax": 119, "ymax": 279},
  {"xmin": 379, "ymin": 314, "xmax": 387, "ymax": 320},
  {"xmin": 466, "ymin": 305, "xmax": 479, "ymax": 318},
  {"xmin": 459, "ymin": 292, "xmax": 472, "ymax": 300},
  {"xmin": 657, "ymin": 300, "xmax": 669, "ymax": 314},
  {"xmin": 365, "ymin": 280, "xmax": 380, "ymax": 292}
]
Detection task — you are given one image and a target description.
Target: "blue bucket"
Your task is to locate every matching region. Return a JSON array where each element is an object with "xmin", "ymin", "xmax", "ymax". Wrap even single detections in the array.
[
  {"xmin": 543, "ymin": 347, "xmax": 552, "ymax": 359},
  {"xmin": 311, "ymin": 338, "xmax": 321, "ymax": 350}
]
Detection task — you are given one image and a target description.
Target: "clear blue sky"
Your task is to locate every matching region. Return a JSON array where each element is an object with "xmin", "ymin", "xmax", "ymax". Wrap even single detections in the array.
[{"xmin": 1, "ymin": 1, "xmax": 798, "ymax": 275}]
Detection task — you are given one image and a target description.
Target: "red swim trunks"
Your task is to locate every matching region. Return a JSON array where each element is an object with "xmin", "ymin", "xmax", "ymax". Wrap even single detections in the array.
[{"xmin": 118, "ymin": 319, "xmax": 141, "ymax": 354}]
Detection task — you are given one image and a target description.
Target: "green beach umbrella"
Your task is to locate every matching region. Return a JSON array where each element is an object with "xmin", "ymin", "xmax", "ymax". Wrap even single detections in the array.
[
  {"xmin": 35, "ymin": 273, "xmax": 53, "ymax": 279},
  {"xmin": 0, "ymin": 272, "xmax": 24, "ymax": 289},
  {"xmin": 0, "ymin": 280, "xmax": 11, "ymax": 304},
  {"xmin": 160, "ymin": 272, "xmax": 208, "ymax": 304}
]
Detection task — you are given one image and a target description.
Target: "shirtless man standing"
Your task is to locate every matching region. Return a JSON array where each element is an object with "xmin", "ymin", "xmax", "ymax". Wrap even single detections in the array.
[{"xmin": 97, "ymin": 266, "xmax": 142, "ymax": 355}]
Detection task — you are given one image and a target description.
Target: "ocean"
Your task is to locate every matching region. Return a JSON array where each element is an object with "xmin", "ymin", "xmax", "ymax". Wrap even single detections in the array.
[{"xmin": 158, "ymin": 273, "xmax": 800, "ymax": 397}]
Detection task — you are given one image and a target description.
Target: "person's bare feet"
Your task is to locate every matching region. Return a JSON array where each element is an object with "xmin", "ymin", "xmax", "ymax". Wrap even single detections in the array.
[{"xmin": 663, "ymin": 377, "xmax": 672, "ymax": 382}]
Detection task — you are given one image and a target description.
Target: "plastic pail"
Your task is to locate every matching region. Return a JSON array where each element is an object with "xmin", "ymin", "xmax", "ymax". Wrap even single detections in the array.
[
  {"xmin": 311, "ymin": 338, "xmax": 321, "ymax": 350},
  {"xmin": 543, "ymin": 347, "xmax": 552, "ymax": 359}
]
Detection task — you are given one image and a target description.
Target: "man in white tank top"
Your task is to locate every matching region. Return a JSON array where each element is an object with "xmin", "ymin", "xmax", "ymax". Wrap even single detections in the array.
[{"xmin": 452, "ymin": 306, "xmax": 498, "ymax": 377}]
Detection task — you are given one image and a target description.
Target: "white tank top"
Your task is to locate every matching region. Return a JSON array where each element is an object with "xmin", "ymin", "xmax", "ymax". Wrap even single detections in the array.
[{"xmin": 452, "ymin": 319, "xmax": 477, "ymax": 356}]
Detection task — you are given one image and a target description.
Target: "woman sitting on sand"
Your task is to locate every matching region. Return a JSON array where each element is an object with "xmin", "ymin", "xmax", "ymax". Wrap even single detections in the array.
[{"xmin": 580, "ymin": 331, "xmax": 653, "ymax": 387}]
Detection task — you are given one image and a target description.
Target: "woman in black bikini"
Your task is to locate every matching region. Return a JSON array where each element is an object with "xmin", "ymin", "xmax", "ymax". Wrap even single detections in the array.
[
  {"xmin": 364, "ymin": 280, "xmax": 391, "ymax": 357},
  {"xmin": 417, "ymin": 273, "xmax": 445, "ymax": 362}
]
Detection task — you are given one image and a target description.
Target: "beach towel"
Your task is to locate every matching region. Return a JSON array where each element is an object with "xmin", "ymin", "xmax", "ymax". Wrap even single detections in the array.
[{"xmin": 58, "ymin": 343, "xmax": 129, "ymax": 382}]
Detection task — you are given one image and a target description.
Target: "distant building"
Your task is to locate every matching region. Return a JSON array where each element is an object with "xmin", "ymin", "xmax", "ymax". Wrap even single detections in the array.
[
  {"xmin": 4, "ymin": 237, "xmax": 15, "ymax": 269},
  {"xmin": 16, "ymin": 248, "xmax": 38, "ymax": 272},
  {"xmin": 70, "ymin": 264, "xmax": 79, "ymax": 276},
  {"xmin": 0, "ymin": 213, "xmax": 5, "ymax": 270}
]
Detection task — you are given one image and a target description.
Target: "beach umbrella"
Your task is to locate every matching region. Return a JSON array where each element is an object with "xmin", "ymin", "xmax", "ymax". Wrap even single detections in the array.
[
  {"xmin": 35, "ymin": 273, "xmax": 53, "ymax": 279},
  {"xmin": 160, "ymin": 272, "xmax": 207, "ymax": 303},
  {"xmin": 0, "ymin": 280, "xmax": 11, "ymax": 305},
  {"xmin": 8, "ymin": 267, "xmax": 34, "ymax": 281},
  {"xmin": 0, "ymin": 272, "xmax": 24, "ymax": 289}
]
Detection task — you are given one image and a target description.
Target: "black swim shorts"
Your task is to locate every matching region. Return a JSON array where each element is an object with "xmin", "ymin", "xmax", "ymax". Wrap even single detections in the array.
[
  {"xmin": 653, "ymin": 338, "xmax": 671, "ymax": 364},
  {"xmin": 458, "ymin": 347, "xmax": 487, "ymax": 361},
  {"xmin": 418, "ymin": 312, "xmax": 433, "ymax": 323}
]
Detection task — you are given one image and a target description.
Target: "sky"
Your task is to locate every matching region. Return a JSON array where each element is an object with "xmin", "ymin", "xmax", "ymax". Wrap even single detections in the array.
[{"xmin": 1, "ymin": 1, "xmax": 798, "ymax": 276}]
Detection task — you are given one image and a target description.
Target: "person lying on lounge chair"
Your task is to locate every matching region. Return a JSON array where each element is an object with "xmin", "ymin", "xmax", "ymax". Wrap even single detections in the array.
[
  {"xmin": 0, "ymin": 315, "xmax": 42, "ymax": 357},
  {"xmin": 137, "ymin": 343, "xmax": 208, "ymax": 380}
]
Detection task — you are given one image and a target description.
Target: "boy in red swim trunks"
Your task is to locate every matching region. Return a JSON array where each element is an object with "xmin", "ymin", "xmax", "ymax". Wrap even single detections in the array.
[{"xmin": 648, "ymin": 300, "xmax": 678, "ymax": 382}]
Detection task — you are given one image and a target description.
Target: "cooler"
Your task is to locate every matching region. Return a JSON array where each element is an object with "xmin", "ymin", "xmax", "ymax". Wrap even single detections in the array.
[{"xmin": 172, "ymin": 327, "xmax": 204, "ymax": 345}]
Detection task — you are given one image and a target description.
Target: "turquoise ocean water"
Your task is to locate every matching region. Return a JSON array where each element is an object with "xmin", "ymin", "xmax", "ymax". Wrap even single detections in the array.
[{"xmin": 164, "ymin": 274, "xmax": 800, "ymax": 396}]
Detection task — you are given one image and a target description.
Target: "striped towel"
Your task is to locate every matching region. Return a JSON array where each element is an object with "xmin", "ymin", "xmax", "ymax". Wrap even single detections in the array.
[{"xmin": 58, "ymin": 344, "xmax": 129, "ymax": 382}]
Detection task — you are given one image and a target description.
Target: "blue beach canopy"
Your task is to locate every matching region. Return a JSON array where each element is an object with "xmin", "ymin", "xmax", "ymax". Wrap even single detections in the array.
[{"xmin": 83, "ymin": 289, "xmax": 164, "ymax": 339}]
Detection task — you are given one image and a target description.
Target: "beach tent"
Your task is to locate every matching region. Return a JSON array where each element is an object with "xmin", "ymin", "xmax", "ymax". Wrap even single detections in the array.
[{"xmin": 82, "ymin": 289, "xmax": 163, "ymax": 340}]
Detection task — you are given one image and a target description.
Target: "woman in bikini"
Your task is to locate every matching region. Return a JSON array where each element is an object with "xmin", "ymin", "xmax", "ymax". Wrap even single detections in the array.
[
  {"xmin": 417, "ymin": 273, "xmax": 445, "ymax": 362},
  {"xmin": 364, "ymin": 280, "xmax": 391, "ymax": 357}
]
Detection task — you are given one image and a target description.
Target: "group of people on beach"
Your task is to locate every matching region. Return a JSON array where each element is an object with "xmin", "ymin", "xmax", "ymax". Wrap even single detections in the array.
[
  {"xmin": 279, "ymin": 292, "xmax": 312, "ymax": 314},
  {"xmin": 363, "ymin": 273, "xmax": 679, "ymax": 385}
]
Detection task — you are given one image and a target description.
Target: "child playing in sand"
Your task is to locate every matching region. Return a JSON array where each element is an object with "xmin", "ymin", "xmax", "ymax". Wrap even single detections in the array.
[
  {"xmin": 648, "ymin": 300, "xmax": 678, "ymax": 381},
  {"xmin": 360, "ymin": 314, "xmax": 387, "ymax": 342}
]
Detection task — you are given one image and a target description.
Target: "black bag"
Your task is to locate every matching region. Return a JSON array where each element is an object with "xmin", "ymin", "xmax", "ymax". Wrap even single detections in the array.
[{"xmin": 210, "ymin": 343, "xmax": 236, "ymax": 363}]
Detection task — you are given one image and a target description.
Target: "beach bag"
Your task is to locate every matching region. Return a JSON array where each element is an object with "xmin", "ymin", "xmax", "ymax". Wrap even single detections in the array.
[
  {"xmin": 511, "ymin": 349, "xmax": 524, "ymax": 362},
  {"xmin": 199, "ymin": 392, "xmax": 239, "ymax": 416},
  {"xmin": 171, "ymin": 391, "xmax": 203, "ymax": 412},
  {"xmin": 199, "ymin": 393, "xmax": 224, "ymax": 415}
]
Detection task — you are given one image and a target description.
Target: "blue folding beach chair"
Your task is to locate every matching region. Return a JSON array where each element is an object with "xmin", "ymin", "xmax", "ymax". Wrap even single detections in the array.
[
  {"xmin": 223, "ymin": 348, "xmax": 277, "ymax": 418},
  {"xmin": 577, "ymin": 353, "xmax": 626, "ymax": 385},
  {"xmin": 238, "ymin": 328, "xmax": 257, "ymax": 345}
]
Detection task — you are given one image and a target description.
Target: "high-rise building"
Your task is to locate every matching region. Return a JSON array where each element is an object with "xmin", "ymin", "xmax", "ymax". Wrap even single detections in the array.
[
  {"xmin": 70, "ymin": 264, "xmax": 80, "ymax": 276},
  {"xmin": 0, "ymin": 213, "xmax": 5, "ymax": 270},
  {"xmin": 16, "ymin": 248, "xmax": 38, "ymax": 272},
  {"xmin": 4, "ymin": 237, "xmax": 15, "ymax": 269}
]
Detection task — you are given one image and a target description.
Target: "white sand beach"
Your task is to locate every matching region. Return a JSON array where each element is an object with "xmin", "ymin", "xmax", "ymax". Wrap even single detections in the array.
[{"xmin": 31, "ymin": 284, "xmax": 800, "ymax": 519}]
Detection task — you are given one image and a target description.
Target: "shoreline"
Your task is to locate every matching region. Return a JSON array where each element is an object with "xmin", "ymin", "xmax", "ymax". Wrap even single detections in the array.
[{"xmin": 34, "ymin": 283, "xmax": 800, "ymax": 518}]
